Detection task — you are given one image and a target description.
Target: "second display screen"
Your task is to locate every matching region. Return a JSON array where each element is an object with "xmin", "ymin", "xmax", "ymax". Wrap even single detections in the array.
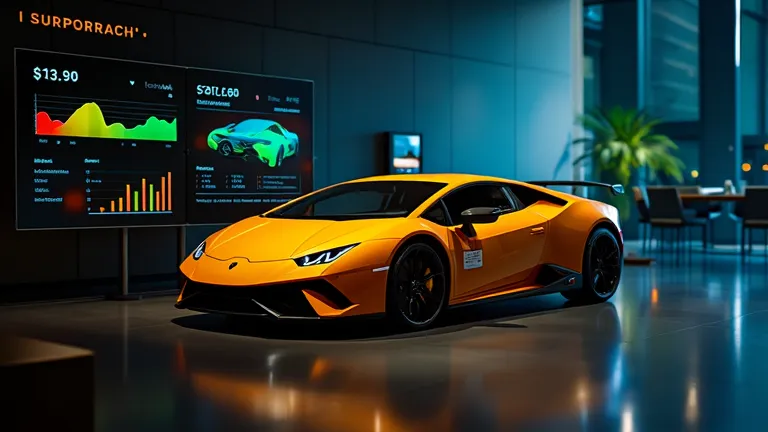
[{"xmin": 186, "ymin": 68, "xmax": 314, "ymax": 224}]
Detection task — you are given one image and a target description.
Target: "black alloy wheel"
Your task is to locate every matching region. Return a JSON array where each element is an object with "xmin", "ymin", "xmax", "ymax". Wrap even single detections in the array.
[
  {"xmin": 562, "ymin": 227, "xmax": 622, "ymax": 303},
  {"xmin": 588, "ymin": 230, "xmax": 622, "ymax": 298},
  {"xmin": 388, "ymin": 243, "xmax": 447, "ymax": 329}
]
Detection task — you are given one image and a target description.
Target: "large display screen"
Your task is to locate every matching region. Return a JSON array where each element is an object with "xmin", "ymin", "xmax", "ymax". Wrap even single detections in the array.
[
  {"xmin": 14, "ymin": 49, "xmax": 186, "ymax": 230},
  {"xmin": 185, "ymin": 68, "xmax": 313, "ymax": 224},
  {"xmin": 389, "ymin": 133, "xmax": 422, "ymax": 174}
]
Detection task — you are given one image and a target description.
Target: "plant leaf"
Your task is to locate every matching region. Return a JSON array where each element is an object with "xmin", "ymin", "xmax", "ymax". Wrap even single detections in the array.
[{"xmin": 578, "ymin": 106, "xmax": 685, "ymax": 187}]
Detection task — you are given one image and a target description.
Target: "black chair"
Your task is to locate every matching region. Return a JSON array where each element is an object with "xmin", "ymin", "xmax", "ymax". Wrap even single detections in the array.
[
  {"xmin": 677, "ymin": 186, "xmax": 719, "ymax": 248},
  {"xmin": 646, "ymin": 187, "xmax": 708, "ymax": 263},
  {"xmin": 734, "ymin": 187, "xmax": 768, "ymax": 256},
  {"xmin": 632, "ymin": 186, "xmax": 651, "ymax": 252}
]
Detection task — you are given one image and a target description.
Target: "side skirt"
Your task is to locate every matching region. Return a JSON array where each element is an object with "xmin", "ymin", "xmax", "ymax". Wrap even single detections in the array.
[{"xmin": 449, "ymin": 264, "xmax": 582, "ymax": 309}]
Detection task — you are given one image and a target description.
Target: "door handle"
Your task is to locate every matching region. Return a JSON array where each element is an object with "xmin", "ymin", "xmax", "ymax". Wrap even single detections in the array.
[{"xmin": 530, "ymin": 227, "xmax": 545, "ymax": 235}]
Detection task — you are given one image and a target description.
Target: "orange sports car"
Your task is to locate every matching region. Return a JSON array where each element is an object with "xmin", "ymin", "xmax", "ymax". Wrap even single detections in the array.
[{"xmin": 176, "ymin": 174, "xmax": 624, "ymax": 329}]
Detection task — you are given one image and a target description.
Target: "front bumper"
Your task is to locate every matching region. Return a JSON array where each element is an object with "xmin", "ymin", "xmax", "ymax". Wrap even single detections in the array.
[{"xmin": 176, "ymin": 276, "xmax": 371, "ymax": 319}]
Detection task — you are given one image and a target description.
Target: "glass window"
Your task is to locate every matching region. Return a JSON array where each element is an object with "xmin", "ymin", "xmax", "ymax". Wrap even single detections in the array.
[
  {"xmin": 741, "ymin": 0, "xmax": 765, "ymax": 13},
  {"xmin": 584, "ymin": 49, "xmax": 601, "ymax": 112},
  {"xmin": 741, "ymin": 15, "xmax": 761, "ymax": 135},
  {"xmin": 648, "ymin": 0, "xmax": 700, "ymax": 122},
  {"xmin": 441, "ymin": 184, "xmax": 513, "ymax": 224},
  {"xmin": 421, "ymin": 203, "xmax": 449, "ymax": 226},
  {"xmin": 267, "ymin": 124, "xmax": 285, "ymax": 136},
  {"xmin": 584, "ymin": 4, "xmax": 603, "ymax": 30},
  {"xmin": 266, "ymin": 181, "xmax": 447, "ymax": 220},
  {"xmin": 764, "ymin": 19, "xmax": 768, "ymax": 134}
]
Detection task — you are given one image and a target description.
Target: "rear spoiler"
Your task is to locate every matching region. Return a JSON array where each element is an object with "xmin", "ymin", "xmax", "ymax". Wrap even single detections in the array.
[{"xmin": 527, "ymin": 180, "xmax": 624, "ymax": 196}]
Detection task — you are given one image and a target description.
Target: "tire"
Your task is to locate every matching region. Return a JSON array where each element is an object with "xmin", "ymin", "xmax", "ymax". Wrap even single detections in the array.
[
  {"xmin": 386, "ymin": 242, "xmax": 448, "ymax": 329},
  {"xmin": 276, "ymin": 145, "xmax": 285, "ymax": 167},
  {"xmin": 219, "ymin": 141, "xmax": 234, "ymax": 156},
  {"xmin": 562, "ymin": 227, "xmax": 622, "ymax": 303}
]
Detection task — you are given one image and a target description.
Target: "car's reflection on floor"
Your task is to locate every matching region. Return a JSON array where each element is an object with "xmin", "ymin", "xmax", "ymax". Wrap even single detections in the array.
[{"xmin": 174, "ymin": 303, "xmax": 622, "ymax": 432}]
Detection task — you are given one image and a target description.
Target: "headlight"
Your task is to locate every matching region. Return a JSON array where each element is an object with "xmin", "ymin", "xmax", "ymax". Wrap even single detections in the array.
[
  {"xmin": 294, "ymin": 244, "xmax": 358, "ymax": 267},
  {"xmin": 192, "ymin": 241, "xmax": 206, "ymax": 260}
]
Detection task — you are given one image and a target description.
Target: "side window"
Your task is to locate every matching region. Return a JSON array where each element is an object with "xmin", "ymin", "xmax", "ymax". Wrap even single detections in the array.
[
  {"xmin": 503, "ymin": 186, "xmax": 524, "ymax": 209},
  {"xmin": 421, "ymin": 203, "xmax": 449, "ymax": 226},
  {"xmin": 442, "ymin": 184, "xmax": 514, "ymax": 223},
  {"xmin": 267, "ymin": 124, "xmax": 285, "ymax": 136}
]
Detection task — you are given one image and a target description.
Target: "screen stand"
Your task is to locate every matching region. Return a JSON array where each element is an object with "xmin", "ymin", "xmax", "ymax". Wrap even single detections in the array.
[
  {"xmin": 177, "ymin": 226, "xmax": 186, "ymax": 265},
  {"xmin": 108, "ymin": 228, "xmax": 143, "ymax": 301}
]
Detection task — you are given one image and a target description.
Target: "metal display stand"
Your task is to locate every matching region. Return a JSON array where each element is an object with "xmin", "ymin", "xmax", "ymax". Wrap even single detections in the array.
[
  {"xmin": 107, "ymin": 225, "xmax": 187, "ymax": 300},
  {"xmin": 108, "ymin": 228, "xmax": 143, "ymax": 300},
  {"xmin": 178, "ymin": 225, "xmax": 186, "ymax": 267}
]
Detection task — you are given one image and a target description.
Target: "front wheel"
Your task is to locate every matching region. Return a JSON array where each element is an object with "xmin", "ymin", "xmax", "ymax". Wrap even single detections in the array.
[
  {"xmin": 219, "ymin": 141, "xmax": 234, "ymax": 156},
  {"xmin": 562, "ymin": 227, "xmax": 622, "ymax": 303},
  {"xmin": 386, "ymin": 242, "xmax": 448, "ymax": 329}
]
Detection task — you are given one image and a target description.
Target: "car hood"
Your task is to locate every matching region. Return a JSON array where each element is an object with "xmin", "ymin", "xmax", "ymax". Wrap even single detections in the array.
[{"xmin": 205, "ymin": 216, "xmax": 402, "ymax": 262}]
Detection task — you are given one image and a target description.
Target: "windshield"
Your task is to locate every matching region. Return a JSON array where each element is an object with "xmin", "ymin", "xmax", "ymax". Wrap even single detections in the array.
[{"xmin": 265, "ymin": 181, "xmax": 447, "ymax": 220}]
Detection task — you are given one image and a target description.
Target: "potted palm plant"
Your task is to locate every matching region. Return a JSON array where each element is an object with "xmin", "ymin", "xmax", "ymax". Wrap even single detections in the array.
[{"xmin": 573, "ymin": 107, "xmax": 685, "ymax": 218}]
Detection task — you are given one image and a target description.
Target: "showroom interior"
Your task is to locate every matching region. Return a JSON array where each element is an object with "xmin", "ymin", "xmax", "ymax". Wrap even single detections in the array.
[{"xmin": 1, "ymin": 0, "xmax": 767, "ymax": 430}]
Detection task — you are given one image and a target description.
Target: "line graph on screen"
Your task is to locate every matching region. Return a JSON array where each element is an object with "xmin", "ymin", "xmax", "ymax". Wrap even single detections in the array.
[{"xmin": 34, "ymin": 94, "xmax": 177, "ymax": 142}]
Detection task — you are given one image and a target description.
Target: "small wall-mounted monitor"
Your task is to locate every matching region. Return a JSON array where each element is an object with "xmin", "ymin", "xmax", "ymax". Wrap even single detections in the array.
[{"xmin": 388, "ymin": 133, "xmax": 422, "ymax": 174}]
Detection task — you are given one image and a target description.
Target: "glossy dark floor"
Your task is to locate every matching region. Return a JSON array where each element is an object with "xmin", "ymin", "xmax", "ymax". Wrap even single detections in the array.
[{"xmin": 1, "ymin": 246, "xmax": 767, "ymax": 432}]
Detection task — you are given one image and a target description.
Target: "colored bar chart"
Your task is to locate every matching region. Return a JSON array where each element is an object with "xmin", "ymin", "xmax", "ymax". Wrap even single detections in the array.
[{"xmin": 97, "ymin": 171, "xmax": 173, "ymax": 215}]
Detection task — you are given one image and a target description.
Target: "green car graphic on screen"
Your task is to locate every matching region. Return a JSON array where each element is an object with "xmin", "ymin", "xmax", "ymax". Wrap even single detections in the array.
[{"xmin": 207, "ymin": 119, "xmax": 299, "ymax": 167}]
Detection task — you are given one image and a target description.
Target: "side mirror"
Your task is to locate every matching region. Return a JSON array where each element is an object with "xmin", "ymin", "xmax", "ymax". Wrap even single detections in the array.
[{"xmin": 459, "ymin": 207, "xmax": 501, "ymax": 237}]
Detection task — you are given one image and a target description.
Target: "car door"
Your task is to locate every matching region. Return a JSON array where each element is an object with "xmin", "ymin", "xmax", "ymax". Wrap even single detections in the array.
[{"xmin": 442, "ymin": 183, "xmax": 548, "ymax": 299}]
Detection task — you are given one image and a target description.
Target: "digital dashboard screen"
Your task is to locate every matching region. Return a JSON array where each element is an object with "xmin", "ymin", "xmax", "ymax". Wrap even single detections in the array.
[
  {"xmin": 14, "ymin": 49, "xmax": 186, "ymax": 230},
  {"xmin": 186, "ymin": 68, "xmax": 313, "ymax": 224},
  {"xmin": 390, "ymin": 133, "xmax": 422, "ymax": 174}
]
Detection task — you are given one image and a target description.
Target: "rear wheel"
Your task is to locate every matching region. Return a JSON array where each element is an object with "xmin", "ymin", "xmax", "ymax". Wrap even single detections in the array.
[
  {"xmin": 562, "ymin": 227, "xmax": 622, "ymax": 303},
  {"xmin": 386, "ymin": 242, "xmax": 447, "ymax": 329}
]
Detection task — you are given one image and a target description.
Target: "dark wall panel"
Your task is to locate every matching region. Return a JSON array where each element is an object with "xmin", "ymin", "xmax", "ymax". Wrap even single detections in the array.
[
  {"xmin": 9, "ymin": 1, "xmax": 53, "ymax": 54},
  {"xmin": 415, "ymin": 53, "xmax": 452, "ymax": 173},
  {"xmin": 2, "ymin": 230, "xmax": 78, "ymax": 284},
  {"xmin": 451, "ymin": 0, "xmax": 516, "ymax": 65},
  {"xmin": 515, "ymin": 0, "xmax": 572, "ymax": 74},
  {"xmin": 129, "ymin": 228, "xmax": 179, "ymax": 275},
  {"xmin": 49, "ymin": 0, "xmax": 174, "ymax": 63},
  {"xmin": 175, "ymin": 15, "xmax": 263, "ymax": 73},
  {"xmin": 5, "ymin": 0, "xmax": 52, "ymax": 224},
  {"xmin": 276, "ymin": 0, "xmax": 376, "ymax": 42},
  {"xmin": 78, "ymin": 229, "xmax": 119, "ymax": 279},
  {"xmin": 376, "ymin": 0, "xmax": 451, "ymax": 54},
  {"xmin": 451, "ymin": 59, "xmax": 516, "ymax": 177},
  {"xmin": 114, "ymin": 0, "xmax": 162, "ymax": 6},
  {"xmin": 515, "ymin": 70, "xmax": 573, "ymax": 181},
  {"xmin": 162, "ymin": 0, "xmax": 274, "ymax": 26},
  {"xmin": 263, "ymin": 29, "xmax": 330, "ymax": 187},
  {"xmin": 328, "ymin": 40, "xmax": 414, "ymax": 184}
]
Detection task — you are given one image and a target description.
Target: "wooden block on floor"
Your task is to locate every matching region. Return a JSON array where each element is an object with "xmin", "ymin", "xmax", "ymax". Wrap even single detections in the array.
[{"xmin": 0, "ymin": 335, "xmax": 94, "ymax": 432}]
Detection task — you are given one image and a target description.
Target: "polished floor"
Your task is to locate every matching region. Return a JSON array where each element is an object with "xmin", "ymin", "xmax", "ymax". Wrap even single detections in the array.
[{"xmin": 1, "ymin": 248, "xmax": 767, "ymax": 431}]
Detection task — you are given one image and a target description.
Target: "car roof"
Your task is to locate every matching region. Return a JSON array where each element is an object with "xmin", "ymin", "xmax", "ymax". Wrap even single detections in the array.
[
  {"xmin": 236, "ymin": 119, "xmax": 277, "ymax": 129},
  {"xmin": 342, "ymin": 173, "xmax": 525, "ymax": 188}
]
